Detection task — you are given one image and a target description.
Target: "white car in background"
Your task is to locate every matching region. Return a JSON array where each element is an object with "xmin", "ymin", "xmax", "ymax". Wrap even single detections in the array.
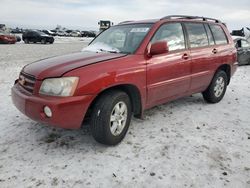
[{"xmin": 70, "ymin": 31, "xmax": 81, "ymax": 37}]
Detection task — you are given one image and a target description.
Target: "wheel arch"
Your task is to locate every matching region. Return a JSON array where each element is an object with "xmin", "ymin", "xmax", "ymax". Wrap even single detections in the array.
[
  {"xmin": 216, "ymin": 64, "xmax": 231, "ymax": 85},
  {"xmin": 85, "ymin": 84, "xmax": 143, "ymax": 121}
]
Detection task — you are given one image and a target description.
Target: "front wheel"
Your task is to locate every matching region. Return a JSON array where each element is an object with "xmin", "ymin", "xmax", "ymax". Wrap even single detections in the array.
[
  {"xmin": 202, "ymin": 70, "xmax": 228, "ymax": 103},
  {"xmin": 90, "ymin": 90, "xmax": 132, "ymax": 145}
]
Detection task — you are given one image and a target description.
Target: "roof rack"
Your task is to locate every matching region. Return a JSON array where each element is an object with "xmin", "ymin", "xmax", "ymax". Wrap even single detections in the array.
[
  {"xmin": 118, "ymin": 21, "xmax": 134, "ymax": 25},
  {"xmin": 160, "ymin": 15, "xmax": 221, "ymax": 23}
]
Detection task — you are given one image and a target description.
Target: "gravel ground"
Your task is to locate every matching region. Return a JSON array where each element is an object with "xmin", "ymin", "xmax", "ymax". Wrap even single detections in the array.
[{"xmin": 0, "ymin": 41, "xmax": 250, "ymax": 188}]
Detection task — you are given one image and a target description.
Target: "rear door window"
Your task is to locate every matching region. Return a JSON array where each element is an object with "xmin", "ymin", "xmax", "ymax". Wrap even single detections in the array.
[
  {"xmin": 209, "ymin": 24, "xmax": 228, "ymax": 45},
  {"xmin": 151, "ymin": 23, "xmax": 186, "ymax": 51},
  {"xmin": 185, "ymin": 23, "xmax": 209, "ymax": 48}
]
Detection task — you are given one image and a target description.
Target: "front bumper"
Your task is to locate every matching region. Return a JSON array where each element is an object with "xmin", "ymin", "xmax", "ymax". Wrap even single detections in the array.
[{"xmin": 11, "ymin": 84, "xmax": 93, "ymax": 129}]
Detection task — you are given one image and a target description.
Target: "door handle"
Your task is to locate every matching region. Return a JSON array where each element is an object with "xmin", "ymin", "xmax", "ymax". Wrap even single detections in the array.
[
  {"xmin": 212, "ymin": 48, "xmax": 217, "ymax": 54},
  {"xmin": 182, "ymin": 53, "xmax": 189, "ymax": 60}
]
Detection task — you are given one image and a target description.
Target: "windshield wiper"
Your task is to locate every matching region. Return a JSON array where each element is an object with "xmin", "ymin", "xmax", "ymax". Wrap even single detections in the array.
[{"xmin": 98, "ymin": 49, "xmax": 119, "ymax": 54}]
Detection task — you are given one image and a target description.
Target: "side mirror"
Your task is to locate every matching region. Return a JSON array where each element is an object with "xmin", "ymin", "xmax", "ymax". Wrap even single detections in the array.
[{"xmin": 148, "ymin": 41, "xmax": 169, "ymax": 57}]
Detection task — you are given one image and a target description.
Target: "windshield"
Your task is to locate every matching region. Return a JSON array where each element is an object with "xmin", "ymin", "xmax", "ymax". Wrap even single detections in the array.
[{"xmin": 82, "ymin": 24, "xmax": 152, "ymax": 54}]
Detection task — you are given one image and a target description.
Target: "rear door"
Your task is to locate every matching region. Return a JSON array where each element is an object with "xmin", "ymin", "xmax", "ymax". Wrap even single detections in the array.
[
  {"xmin": 146, "ymin": 22, "xmax": 191, "ymax": 107},
  {"xmin": 209, "ymin": 24, "xmax": 231, "ymax": 66},
  {"xmin": 184, "ymin": 22, "xmax": 216, "ymax": 92}
]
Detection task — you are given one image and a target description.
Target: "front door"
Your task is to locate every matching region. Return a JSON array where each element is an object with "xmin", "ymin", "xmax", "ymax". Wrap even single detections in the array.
[{"xmin": 146, "ymin": 22, "xmax": 191, "ymax": 107}]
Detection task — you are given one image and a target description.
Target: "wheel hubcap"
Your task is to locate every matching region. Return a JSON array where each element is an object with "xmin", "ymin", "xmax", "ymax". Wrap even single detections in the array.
[
  {"xmin": 110, "ymin": 101, "xmax": 128, "ymax": 136},
  {"xmin": 214, "ymin": 76, "xmax": 225, "ymax": 97}
]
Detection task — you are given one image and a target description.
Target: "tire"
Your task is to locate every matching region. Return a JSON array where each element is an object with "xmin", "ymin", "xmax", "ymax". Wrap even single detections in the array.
[
  {"xmin": 202, "ymin": 70, "xmax": 228, "ymax": 103},
  {"xmin": 41, "ymin": 39, "xmax": 46, "ymax": 44},
  {"xmin": 90, "ymin": 90, "xmax": 132, "ymax": 145}
]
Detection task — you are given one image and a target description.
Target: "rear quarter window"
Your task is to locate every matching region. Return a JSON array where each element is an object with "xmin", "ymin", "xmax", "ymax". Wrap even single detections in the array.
[{"xmin": 209, "ymin": 24, "xmax": 228, "ymax": 45}]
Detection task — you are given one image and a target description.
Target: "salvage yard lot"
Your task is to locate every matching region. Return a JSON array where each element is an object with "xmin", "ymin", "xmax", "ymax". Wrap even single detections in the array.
[{"xmin": 0, "ymin": 40, "xmax": 250, "ymax": 188}]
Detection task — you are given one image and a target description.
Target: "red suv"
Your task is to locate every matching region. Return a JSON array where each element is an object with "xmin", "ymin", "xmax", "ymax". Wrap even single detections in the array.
[
  {"xmin": 0, "ymin": 32, "xmax": 16, "ymax": 44},
  {"xmin": 12, "ymin": 15, "xmax": 237, "ymax": 145}
]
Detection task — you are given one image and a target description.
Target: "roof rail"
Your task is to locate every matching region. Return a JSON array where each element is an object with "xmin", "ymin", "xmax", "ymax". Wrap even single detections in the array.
[
  {"xmin": 160, "ymin": 15, "xmax": 221, "ymax": 23},
  {"xmin": 118, "ymin": 21, "xmax": 134, "ymax": 25}
]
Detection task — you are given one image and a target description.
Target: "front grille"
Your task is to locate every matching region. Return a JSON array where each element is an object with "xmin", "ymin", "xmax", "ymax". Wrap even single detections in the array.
[{"xmin": 18, "ymin": 72, "xmax": 36, "ymax": 93}]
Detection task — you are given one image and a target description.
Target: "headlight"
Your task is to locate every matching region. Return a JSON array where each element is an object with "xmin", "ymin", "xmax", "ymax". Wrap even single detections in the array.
[{"xmin": 39, "ymin": 77, "xmax": 79, "ymax": 96}]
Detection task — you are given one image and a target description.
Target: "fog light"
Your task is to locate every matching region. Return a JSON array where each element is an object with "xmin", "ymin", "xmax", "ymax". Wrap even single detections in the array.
[{"xmin": 44, "ymin": 106, "xmax": 52, "ymax": 118}]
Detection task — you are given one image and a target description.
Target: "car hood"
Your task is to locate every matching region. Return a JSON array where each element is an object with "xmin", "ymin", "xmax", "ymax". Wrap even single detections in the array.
[{"xmin": 23, "ymin": 52, "xmax": 127, "ymax": 80}]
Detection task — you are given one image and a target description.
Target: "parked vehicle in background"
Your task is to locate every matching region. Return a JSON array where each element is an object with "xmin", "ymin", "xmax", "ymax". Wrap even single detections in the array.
[
  {"xmin": 22, "ymin": 30, "xmax": 54, "ymax": 44},
  {"xmin": 50, "ymin": 30, "xmax": 58, "ymax": 36},
  {"xmin": 81, "ymin": 31, "xmax": 96, "ymax": 37},
  {"xmin": 234, "ymin": 37, "xmax": 250, "ymax": 65},
  {"xmin": 12, "ymin": 15, "xmax": 237, "ymax": 145},
  {"xmin": 0, "ymin": 24, "xmax": 6, "ymax": 30},
  {"xmin": 11, "ymin": 27, "xmax": 23, "ymax": 34},
  {"xmin": 0, "ymin": 31, "xmax": 16, "ymax": 44},
  {"xmin": 98, "ymin": 20, "xmax": 113, "ymax": 32},
  {"xmin": 231, "ymin": 27, "xmax": 250, "ymax": 42},
  {"xmin": 42, "ymin": 30, "xmax": 56, "ymax": 36},
  {"xmin": 70, "ymin": 31, "xmax": 81, "ymax": 37},
  {"xmin": 56, "ymin": 30, "xmax": 69, "ymax": 37}
]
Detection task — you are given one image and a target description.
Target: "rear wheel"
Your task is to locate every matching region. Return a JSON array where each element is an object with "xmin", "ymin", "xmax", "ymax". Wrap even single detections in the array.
[
  {"xmin": 202, "ymin": 70, "xmax": 228, "ymax": 103},
  {"xmin": 90, "ymin": 90, "xmax": 132, "ymax": 145}
]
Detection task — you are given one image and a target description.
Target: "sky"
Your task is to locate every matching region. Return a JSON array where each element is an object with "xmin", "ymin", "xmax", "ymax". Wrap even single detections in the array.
[{"xmin": 0, "ymin": 0, "xmax": 249, "ymax": 31}]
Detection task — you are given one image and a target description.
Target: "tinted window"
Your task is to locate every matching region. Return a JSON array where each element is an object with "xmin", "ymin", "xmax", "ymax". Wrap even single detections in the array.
[
  {"xmin": 151, "ymin": 23, "xmax": 185, "ymax": 51},
  {"xmin": 204, "ymin": 24, "xmax": 215, "ymax": 45},
  {"xmin": 185, "ymin": 23, "xmax": 209, "ymax": 48},
  {"xmin": 209, "ymin": 24, "xmax": 228, "ymax": 45}
]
